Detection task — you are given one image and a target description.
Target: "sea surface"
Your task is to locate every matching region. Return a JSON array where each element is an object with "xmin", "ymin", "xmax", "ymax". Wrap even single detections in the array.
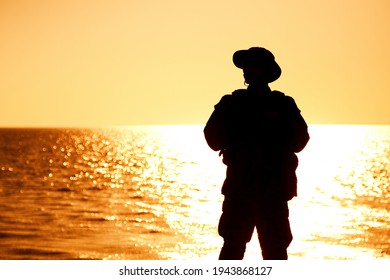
[{"xmin": 0, "ymin": 125, "xmax": 389, "ymax": 260}]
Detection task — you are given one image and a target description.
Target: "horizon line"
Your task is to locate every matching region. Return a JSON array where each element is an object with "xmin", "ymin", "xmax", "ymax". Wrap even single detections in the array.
[{"xmin": 0, "ymin": 122, "xmax": 390, "ymax": 129}]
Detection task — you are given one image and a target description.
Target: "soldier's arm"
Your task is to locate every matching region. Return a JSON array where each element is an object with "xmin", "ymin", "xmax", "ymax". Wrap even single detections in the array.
[
  {"xmin": 285, "ymin": 96, "xmax": 310, "ymax": 153},
  {"xmin": 204, "ymin": 95, "xmax": 232, "ymax": 151}
]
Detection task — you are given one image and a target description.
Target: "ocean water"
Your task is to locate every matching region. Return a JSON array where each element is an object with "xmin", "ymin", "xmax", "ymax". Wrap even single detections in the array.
[{"xmin": 0, "ymin": 125, "xmax": 389, "ymax": 260}]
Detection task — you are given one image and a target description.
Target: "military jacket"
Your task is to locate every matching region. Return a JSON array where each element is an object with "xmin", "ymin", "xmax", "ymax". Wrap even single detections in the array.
[{"xmin": 204, "ymin": 87, "xmax": 309, "ymax": 200}]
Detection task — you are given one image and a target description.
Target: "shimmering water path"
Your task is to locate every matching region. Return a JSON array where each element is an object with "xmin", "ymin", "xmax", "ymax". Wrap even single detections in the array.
[{"xmin": 0, "ymin": 125, "xmax": 389, "ymax": 259}]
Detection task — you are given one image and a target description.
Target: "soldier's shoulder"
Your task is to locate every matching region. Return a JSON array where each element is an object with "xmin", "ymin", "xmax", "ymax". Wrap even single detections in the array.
[
  {"xmin": 272, "ymin": 90, "xmax": 296, "ymax": 102},
  {"xmin": 272, "ymin": 90, "xmax": 286, "ymax": 97},
  {"xmin": 232, "ymin": 88, "xmax": 247, "ymax": 96},
  {"xmin": 216, "ymin": 89, "xmax": 246, "ymax": 105},
  {"xmin": 214, "ymin": 93, "xmax": 234, "ymax": 109}
]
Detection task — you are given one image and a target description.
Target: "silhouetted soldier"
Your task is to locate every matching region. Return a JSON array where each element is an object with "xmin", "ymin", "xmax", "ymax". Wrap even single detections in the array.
[{"xmin": 204, "ymin": 47, "xmax": 309, "ymax": 260}]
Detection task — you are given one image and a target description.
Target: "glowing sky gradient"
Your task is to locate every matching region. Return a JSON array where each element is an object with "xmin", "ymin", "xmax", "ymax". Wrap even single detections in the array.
[{"xmin": 1, "ymin": 0, "xmax": 389, "ymax": 127}]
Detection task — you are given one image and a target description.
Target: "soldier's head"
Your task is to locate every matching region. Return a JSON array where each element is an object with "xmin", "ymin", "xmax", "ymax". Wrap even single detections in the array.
[{"xmin": 233, "ymin": 47, "xmax": 281, "ymax": 85}]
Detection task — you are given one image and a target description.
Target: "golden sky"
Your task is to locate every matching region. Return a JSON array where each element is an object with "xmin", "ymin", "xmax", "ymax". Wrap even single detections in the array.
[{"xmin": 1, "ymin": 0, "xmax": 389, "ymax": 127}]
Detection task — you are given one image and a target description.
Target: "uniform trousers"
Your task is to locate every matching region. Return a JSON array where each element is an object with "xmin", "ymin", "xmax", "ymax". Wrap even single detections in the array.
[{"xmin": 218, "ymin": 194, "xmax": 293, "ymax": 260}]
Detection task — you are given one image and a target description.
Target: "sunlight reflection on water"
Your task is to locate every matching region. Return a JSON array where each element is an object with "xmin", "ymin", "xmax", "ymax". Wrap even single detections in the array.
[{"xmin": 0, "ymin": 125, "xmax": 389, "ymax": 260}]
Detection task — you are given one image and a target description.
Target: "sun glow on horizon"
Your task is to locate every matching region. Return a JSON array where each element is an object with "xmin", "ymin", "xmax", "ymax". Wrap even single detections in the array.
[{"xmin": 1, "ymin": 0, "xmax": 390, "ymax": 126}]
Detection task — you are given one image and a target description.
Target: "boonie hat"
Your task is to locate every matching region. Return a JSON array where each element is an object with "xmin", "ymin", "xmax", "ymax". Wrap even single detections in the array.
[{"xmin": 233, "ymin": 47, "xmax": 282, "ymax": 83}]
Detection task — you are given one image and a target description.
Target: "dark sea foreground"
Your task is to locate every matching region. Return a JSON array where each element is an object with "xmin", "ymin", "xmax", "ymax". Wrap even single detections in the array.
[{"xmin": 0, "ymin": 125, "xmax": 389, "ymax": 259}]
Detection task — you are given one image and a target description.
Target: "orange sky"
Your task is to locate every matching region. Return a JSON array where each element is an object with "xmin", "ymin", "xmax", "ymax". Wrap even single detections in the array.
[{"xmin": 1, "ymin": 0, "xmax": 389, "ymax": 127}]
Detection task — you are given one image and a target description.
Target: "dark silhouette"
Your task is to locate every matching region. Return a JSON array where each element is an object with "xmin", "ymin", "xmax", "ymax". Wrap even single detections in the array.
[{"xmin": 204, "ymin": 47, "xmax": 310, "ymax": 260}]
